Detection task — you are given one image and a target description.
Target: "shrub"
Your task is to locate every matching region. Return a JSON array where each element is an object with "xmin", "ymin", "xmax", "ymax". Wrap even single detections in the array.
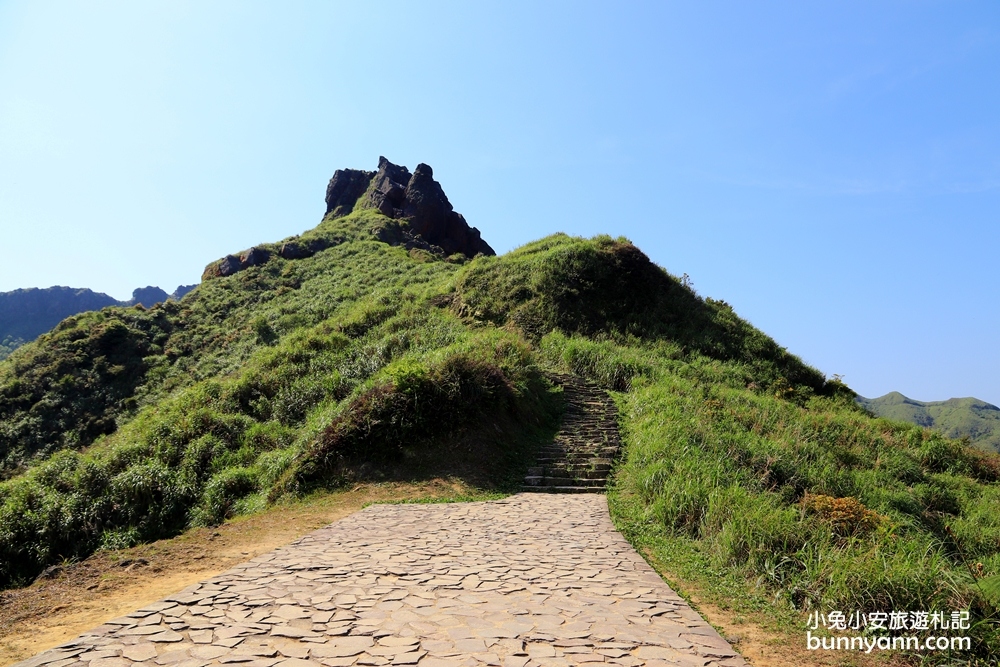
[
  {"xmin": 191, "ymin": 467, "xmax": 259, "ymax": 526},
  {"xmin": 801, "ymin": 493, "xmax": 885, "ymax": 537},
  {"xmin": 285, "ymin": 351, "xmax": 516, "ymax": 491}
]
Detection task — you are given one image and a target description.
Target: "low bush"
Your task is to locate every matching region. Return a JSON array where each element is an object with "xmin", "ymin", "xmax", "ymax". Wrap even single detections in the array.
[
  {"xmin": 801, "ymin": 493, "xmax": 885, "ymax": 537},
  {"xmin": 284, "ymin": 334, "xmax": 536, "ymax": 493}
]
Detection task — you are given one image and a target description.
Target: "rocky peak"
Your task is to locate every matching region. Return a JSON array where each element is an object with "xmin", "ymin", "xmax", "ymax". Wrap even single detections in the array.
[
  {"xmin": 128, "ymin": 286, "xmax": 169, "ymax": 308},
  {"xmin": 325, "ymin": 157, "xmax": 495, "ymax": 258},
  {"xmin": 324, "ymin": 167, "xmax": 375, "ymax": 219}
]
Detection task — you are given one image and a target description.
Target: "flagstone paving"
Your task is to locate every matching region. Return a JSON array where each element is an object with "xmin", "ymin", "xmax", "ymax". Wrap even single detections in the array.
[{"xmin": 14, "ymin": 494, "xmax": 745, "ymax": 667}]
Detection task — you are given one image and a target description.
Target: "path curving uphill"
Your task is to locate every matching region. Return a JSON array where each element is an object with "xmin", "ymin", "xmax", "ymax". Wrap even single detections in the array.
[{"xmin": 13, "ymin": 495, "xmax": 745, "ymax": 667}]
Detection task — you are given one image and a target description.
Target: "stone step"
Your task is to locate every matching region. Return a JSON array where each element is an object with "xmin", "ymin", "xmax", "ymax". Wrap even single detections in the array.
[
  {"xmin": 523, "ymin": 372, "xmax": 622, "ymax": 494},
  {"xmin": 535, "ymin": 452, "xmax": 612, "ymax": 466},
  {"xmin": 536, "ymin": 469, "xmax": 610, "ymax": 479},
  {"xmin": 538, "ymin": 448, "xmax": 618, "ymax": 454},
  {"xmin": 524, "ymin": 477, "xmax": 607, "ymax": 489},
  {"xmin": 536, "ymin": 452, "xmax": 617, "ymax": 461},
  {"xmin": 525, "ymin": 474, "xmax": 606, "ymax": 484},
  {"xmin": 557, "ymin": 453, "xmax": 609, "ymax": 459},
  {"xmin": 545, "ymin": 478, "xmax": 607, "ymax": 487},
  {"xmin": 530, "ymin": 462, "xmax": 612, "ymax": 472},
  {"xmin": 520, "ymin": 485, "xmax": 605, "ymax": 494}
]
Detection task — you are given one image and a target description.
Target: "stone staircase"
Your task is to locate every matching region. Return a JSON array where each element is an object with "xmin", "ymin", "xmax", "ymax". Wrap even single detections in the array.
[{"xmin": 523, "ymin": 373, "xmax": 621, "ymax": 493}]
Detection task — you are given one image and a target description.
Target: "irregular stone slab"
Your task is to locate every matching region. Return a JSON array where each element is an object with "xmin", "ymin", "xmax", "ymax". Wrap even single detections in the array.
[
  {"xmin": 12, "ymin": 495, "xmax": 744, "ymax": 667},
  {"xmin": 120, "ymin": 646, "xmax": 158, "ymax": 662}
]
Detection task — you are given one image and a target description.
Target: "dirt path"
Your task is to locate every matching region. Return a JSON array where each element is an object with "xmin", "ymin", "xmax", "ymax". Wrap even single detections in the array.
[{"xmin": 9, "ymin": 494, "xmax": 744, "ymax": 667}]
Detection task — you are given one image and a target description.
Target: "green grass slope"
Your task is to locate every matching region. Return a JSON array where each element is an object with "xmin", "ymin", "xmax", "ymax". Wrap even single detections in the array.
[
  {"xmin": 860, "ymin": 391, "xmax": 1000, "ymax": 453},
  {"xmin": 1, "ymin": 205, "xmax": 999, "ymax": 662}
]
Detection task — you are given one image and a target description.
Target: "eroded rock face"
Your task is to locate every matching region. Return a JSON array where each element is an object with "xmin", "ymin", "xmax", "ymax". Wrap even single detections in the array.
[
  {"xmin": 203, "ymin": 157, "xmax": 494, "ymax": 282},
  {"xmin": 325, "ymin": 157, "xmax": 495, "ymax": 258},
  {"xmin": 325, "ymin": 168, "xmax": 375, "ymax": 218},
  {"xmin": 201, "ymin": 238, "xmax": 340, "ymax": 282},
  {"xmin": 128, "ymin": 286, "xmax": 169, "ymax": 308},
  {"xmin": 201, "ymin": 247, "xmax": 271, "ymax": 281}
]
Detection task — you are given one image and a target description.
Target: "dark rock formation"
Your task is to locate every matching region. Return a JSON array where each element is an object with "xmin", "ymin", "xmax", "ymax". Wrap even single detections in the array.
[
  {"xmin": 325, "ymin": 157, "xmax": 495, "ymax": 258},
  {"xmin": 128, "ymin": 286, "xmax": 169, "ymax": 308},
  {"xmin": 214, "ymin": 255, "xmax": 243, "ymax": 278},
  {"xmin": 241, "ymin": 246, "xmax": 270, "ymax": 268},
  {"xmin": 365, "ymin": 159, "xmax": 413, "ymax": 218},
  {"xmin": 325, "ymin": 168, "xmax": 375, "ymax": 218},
  {"xmin": 372, "ymin": 221, "xmax": 444, "ymax": 255},
  {"xmin": 170, "ymin": 284, "xmax": 197, "ymax": 301},
  {"xmin": 201, "ymin": 246, "xmax": 272, "ymax": 281}
]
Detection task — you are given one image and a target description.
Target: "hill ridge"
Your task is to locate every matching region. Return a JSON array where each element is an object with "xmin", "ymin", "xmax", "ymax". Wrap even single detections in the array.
[
  {"xmin": 0, "ymin": 285, "xmax": 195, "ymax": 361},
  {"xmin": 858, "ymin": 390, "xmax": 1000, "ymax": 452}
]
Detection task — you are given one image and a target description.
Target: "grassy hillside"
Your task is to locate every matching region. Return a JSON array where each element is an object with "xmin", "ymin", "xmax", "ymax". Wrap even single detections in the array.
[
  {"xmin": 861, "ymin": 391, "xmax": 1000, "ymax": 453},
  {"xmin": 1, "ymin": 202, "xmax": 999, "ymax": 662},
  {"xmin": 0, "ymin": 337, "xmax": 24, "ymax": 362}
]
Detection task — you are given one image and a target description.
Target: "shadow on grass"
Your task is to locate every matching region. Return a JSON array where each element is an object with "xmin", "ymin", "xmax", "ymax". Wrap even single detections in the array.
[{"xmin": 334, "ymin": 378, "xmax": 564, "ymax": 496}]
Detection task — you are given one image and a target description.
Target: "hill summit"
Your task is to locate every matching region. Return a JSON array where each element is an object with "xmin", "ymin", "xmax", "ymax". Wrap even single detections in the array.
[
  {"xmin": 325, "ymin": 157, "xmax": 494, "ymax": 257},
  {"xmin": 201, "ymin": 158, "xmax": 494, "ymax": 282}
]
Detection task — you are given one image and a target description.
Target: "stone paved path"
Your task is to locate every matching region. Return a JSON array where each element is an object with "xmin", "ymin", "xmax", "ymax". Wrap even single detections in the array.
[{"xmin": 14, "ymin": 495, "xmax": 745, "ymax": 667}]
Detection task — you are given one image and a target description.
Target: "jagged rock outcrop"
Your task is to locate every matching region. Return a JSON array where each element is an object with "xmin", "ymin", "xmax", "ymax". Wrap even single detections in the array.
[
  {"xmin": 201, "ymin": 246, "xmax": 272, "ymax": 281},
  {"xmin": 170, "ymin": 284, "xmax": 197, "ymax": 301},
  {"xmin": 202, "ymin": 158, "xmax": 495, "ymax": 283},
  {"xmin": 325, "ymin": 168, "xmax": 375, "ymax": 218},
  {"xmin": 128, "ymin": 286, "xmax": 169, "ymax": 308},
  {"xmin": 326, "ymin": 157, "xmax": 495, "ymax": 258}
]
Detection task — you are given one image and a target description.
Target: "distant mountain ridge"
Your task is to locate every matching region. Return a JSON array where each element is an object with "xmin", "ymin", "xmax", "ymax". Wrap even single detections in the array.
[
  {"xmin": 0, "ymin": 284, "xmax": 195, "ymax": 360},
  {"xmin": 858, "ymin": 391, "xmax": 1000, "ymax": 453}
]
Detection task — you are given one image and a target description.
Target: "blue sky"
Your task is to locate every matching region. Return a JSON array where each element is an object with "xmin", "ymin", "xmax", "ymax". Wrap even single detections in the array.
[{"xmin": 1, "ymin": 1, "xmax": 998, "ymax": 405}]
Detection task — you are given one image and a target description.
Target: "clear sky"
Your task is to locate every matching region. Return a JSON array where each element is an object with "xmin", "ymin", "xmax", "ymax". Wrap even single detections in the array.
[{"xmin": 1, "ymin": 1, "xmax": 998, "ymax": 405}]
